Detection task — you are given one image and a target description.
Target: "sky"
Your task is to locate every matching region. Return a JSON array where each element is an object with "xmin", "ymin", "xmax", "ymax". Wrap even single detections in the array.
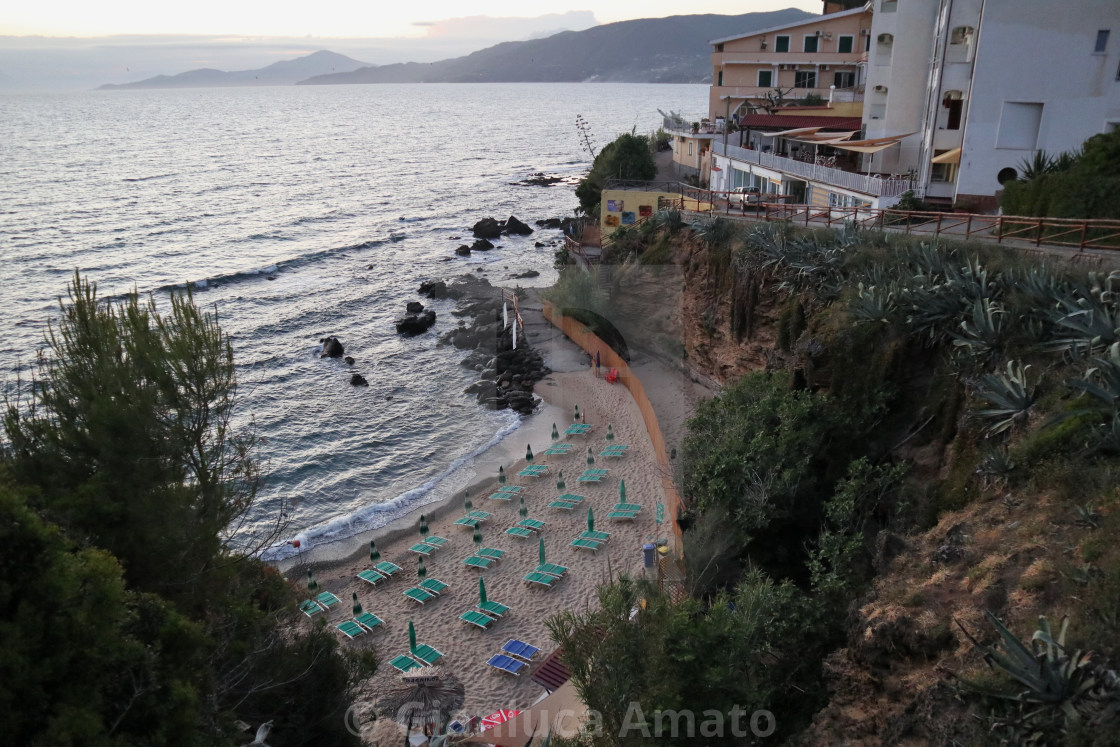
[{"xmin": 2, "ymin": 0, "xmax": 822, "ymax": 38}]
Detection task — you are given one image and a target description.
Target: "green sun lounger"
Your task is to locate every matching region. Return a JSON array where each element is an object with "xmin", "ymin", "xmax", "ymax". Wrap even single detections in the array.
[
  {"xmin": 517, "ymin": 467, "xmax": 548, "ymax": 477},
  {"xmin": 424, "ymin": 535, "xmax": 449, "ymax": 546},
  {"xmin": 337, "ymin": 620, "xmax": 367, "ymax": 639},
  {"xmin": 579, "ymin": 530, "xmax": 610, "ymax": 542},
  {"xmin": 478, "ymin": 600, "xmax": 511, "ymax": 617},
  {"xmin": 571, "ymin": 538, "xmax": 602, "ymax": 552},
  {"xmin": 607, "ymin": 510, "xmax": 640, "ymax": 520},
  {"xmin": 454, "ymin": 516, "xmax": 482, "ymax": 528},
  {"xmin": 463, "ymin": 555, "xmax": 494, "ymax": 570},
  {"xmin": 476, "ymin": 547, "xmax": 506, "ymax": 561},
  {"xmin": 585, "ymin": 469, "xmax": 609, "ymax": 476},
  {"xmin": 549, "ymin": 500, "xmax": 577, "ymax": 511},
  {"xmin": 564, "ymin": 424, "xmax": 592, "ymax": 435},
  {"xmin": 505, "ymin": 526, "xmax": 535, "ymax": 538},
  {"xmin": 524, "ymin": 571, "xmax": 560, "ymax": 588},
  {"xmin": 576, "ymin": 474, "xmax": 603, "ymax": 483},
  {"xmin": 468, "ymin": 510, "xmax": 492, "ymax": 520},
  {"xmin": 404, "ymin": 587, "xmax": 437, "ymax": 604},
  {"xmin": 488, "ymin": 492, "xmax": 513, "ymax": 501},
  {"xmin": 375, "ymin": 561, "xmax": 402, "ymax": 577},
  {"xmin": 518, "ymin": 518, "xmax": 546, "ymax": 531},
  {"xmin": 412, "ymin": 644, "xmax": 443, "ymax": 665},
  {"xmin": 460, "ymin": 610, "xmax": 497, "ymax": 629},
  {"xmin": 418, "ymin": 578, "xmax": 449, "ymax": 595},
  {"xmin": 300, "ymin": 599, "xmax": 324, "ymax": 617},
  {"xmin": 495, "ymin": 485, "xmax": 523, "ymax": 493},
  {"xmin": 409, "ymin": 543, "xmax": 437, "ymax": 555},
  {"xmin": 355, "ymin": 612, "xmax": 385, "ymax": 631},
  {"xmin": 535, "ymin": 562, "xmax": 568, "ymax": 577},
  {"xmin": 555, "ymin": 493, "xmax": 584, "ymax": 503},
  {"xmin": 357, "ymin": 569, "xmax": 387, "ymax": 586},
  {"xmin": 613, "ymin": 503, "xmax": 642, "ymax": 513},
  {"xmin": 391, "ymin": 655, "xmax": 423, "ymax": 673},
  {"xmin": 316, "ymin": 591, "xmax": 342, "ymax": 609}
]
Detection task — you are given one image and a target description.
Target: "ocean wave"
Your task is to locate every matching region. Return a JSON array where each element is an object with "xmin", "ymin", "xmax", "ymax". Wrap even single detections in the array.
[
  {"xmin": 289, "ymin": 211, "xmax": 354, "ymax": 227},
  {"xmin": 259, "ymin": 409, "xmax": 522, "ymax": 562},
  {"xmin": 122, "ymin": 173, "xmax": 175, "ymax": 183}
]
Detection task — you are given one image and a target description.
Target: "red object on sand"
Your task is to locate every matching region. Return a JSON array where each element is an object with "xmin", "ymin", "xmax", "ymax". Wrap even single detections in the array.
[
  {"xmin": 480, "ymin": 709, "xmax": 521, "ymax": 730},
  {"xmin": 605, "ymin": 368, "xmax": 619, "ymax": 384},
  {"xmin": 291, "ymin": 539, "xmax": 301, "ymax": 548}
]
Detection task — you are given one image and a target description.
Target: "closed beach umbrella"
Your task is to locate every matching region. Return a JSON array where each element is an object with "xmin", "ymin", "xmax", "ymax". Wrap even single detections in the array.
[
  {"xmin": 352, "ymin": 592, "xmax": 363, "ymax": 616},
  {"xmin": 538, "ymin": 536, "xmax": 546, "ymax": 566},
  {"xmin": 473, "ymin": 525, "xmax": 483, "ymax": 548},
  {"xmin": 606, "ymin": 423, "xmax": 614, "ymax": 442},
  {"xmin": 419, "ymin": 514, "xmax": 429, "ymax": 539},
  {"xmin": 370, "ymin": 540, "xmax": 381, "ymax": 563},
  {"xmin": 519, "ymin": 497, "xmax": 528, "ymax": 519},
  {"xmin": 556, "ymin": 470, "xmax": 565, "ymax": 491},
  {"xmin": 586, "ymin": 447, "xmax": 594, "ymax": 467},
  {"xmin": 573, "ymin": 404, "xmax": 580, "ymax": 423},
  {"xmin": 551, "ymin": 423, "xmax": 559, "ymax": 442},
  {"xmin": 464, "ymin": 492, "xmax": 473, "ymax": 512},
  {"xmin": 306, "ymin": 569, "xmax": 318, "ymax": 593},
  {"xmin": 588, "ymin": 507, "xmax": 595, "ymax": 533},
  {"xmin": 479, "ymin": 577, "xmax": 488, "ymax": 606},
  {"xmin": 498, "ymin": 465, "xmax": 506, "ymax": 485},
  {"xmin": 408, "ymin": 620, "xmax": 417, "ymax": 655},
  {"xmin": 418, "ymin": 556, "xmax": 427, "ymax": 580},
  {"xmin": 620, "ymin": 479, "xmax": 627, "ymax": 503},
  {"xmin": 526, "ymin": 444, "xmax": 534, "ymax": 465}
]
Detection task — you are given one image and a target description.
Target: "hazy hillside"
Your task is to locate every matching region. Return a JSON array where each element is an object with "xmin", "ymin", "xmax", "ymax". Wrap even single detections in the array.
[
  {"xmin": 98, "ymin": 50, "xmax": 369, "ymax": 90},
  {"xmin": 300, "ymin": 9, "xmax": 814, "ymax": 85}
]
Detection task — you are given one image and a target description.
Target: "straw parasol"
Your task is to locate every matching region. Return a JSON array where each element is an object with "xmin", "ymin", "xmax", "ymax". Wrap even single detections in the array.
[{"xmin": 378, "ymin": 663, "xmax": 465, "ymax": 747}]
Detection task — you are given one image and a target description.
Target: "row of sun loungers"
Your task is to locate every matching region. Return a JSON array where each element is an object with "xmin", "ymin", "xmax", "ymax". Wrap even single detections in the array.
[
  {"xmin": 487, "ymin": 638, "xmax": 541, "ymax": 676},
  {"xmin": 336, "ymin": 611, "xmax": 386, "ymax": 639},
  {"xmin": 408, "ymin": 534, "xmax": 450, "ymax": 556}
]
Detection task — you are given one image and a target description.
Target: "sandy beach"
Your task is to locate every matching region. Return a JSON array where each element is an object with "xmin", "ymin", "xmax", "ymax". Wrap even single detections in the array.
[{"xmin": 280, "ymin": 291, "xmax": 715, "ymax": 743}]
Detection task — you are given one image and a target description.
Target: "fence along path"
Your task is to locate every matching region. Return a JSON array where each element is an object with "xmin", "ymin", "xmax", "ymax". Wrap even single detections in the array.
[{"xmin": 541, "ymin": 301, "xmax": 685, "ymax": 559}]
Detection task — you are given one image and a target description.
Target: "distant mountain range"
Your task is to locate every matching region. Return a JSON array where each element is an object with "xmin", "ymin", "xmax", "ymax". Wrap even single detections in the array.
[
  {"xmin": 97, "ymin": 8, "xmax": 815, "ymax": 90},
  {"xmin": 98, "ymin": 50, "xmax": 369, "ymax": 90}
]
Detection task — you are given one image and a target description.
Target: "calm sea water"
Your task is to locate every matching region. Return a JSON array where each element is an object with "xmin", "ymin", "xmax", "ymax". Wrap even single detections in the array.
[{"xmin": 0, "ymin": 83, "xmax": 706, "ymax": 560}]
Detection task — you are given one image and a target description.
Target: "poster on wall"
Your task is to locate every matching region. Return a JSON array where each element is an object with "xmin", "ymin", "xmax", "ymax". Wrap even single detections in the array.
[
  {"xmin": 605, "ymin": 214, "xmax": 620, "ymax": 227},
  {"xmin": 607, "ymin": 199, "xmax": 624, "ymax": 212},
  {"xmin": 639, "ymin": 205, "xmax": 652, "ymax": 217},
  {"xmin": 621, "ymin": 212, "xmax": 636, "ymax": 225}
]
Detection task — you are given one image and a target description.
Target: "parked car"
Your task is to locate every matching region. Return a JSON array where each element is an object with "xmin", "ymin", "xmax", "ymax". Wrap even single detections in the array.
[{"xmin": 731, "ymin": 187, "xmax": 764, "ymax": 211}]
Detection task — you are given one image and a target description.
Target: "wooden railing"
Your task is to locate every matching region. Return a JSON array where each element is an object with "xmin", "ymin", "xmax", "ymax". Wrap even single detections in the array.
[{"xmin": 541, "ymin": 301, "xmax": 686, "ymax": 560}]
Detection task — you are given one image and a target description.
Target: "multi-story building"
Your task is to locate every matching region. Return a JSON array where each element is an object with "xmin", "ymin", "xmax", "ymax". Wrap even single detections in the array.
[{"xmin": 675, "ymin": 0, "xmax": 1120, "ymax": 212}]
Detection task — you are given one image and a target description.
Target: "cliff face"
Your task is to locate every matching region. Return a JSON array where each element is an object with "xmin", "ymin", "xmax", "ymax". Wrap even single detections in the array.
[{"xmin": 606, "ymin": 235, "xmax": 1120, "ymax": 745}]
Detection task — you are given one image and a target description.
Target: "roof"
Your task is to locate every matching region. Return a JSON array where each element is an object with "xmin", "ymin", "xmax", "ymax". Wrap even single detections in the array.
[
  {"xmin": 709, "ymin": 6, "xmax": 869, "ymax": 46},
  {"xmin": 530, "ymin": 648, "xmax": 572, "ymax": 692},
  {"xmin": 738, "ymin": 114, "xmax": 864, "ymax": 130}
]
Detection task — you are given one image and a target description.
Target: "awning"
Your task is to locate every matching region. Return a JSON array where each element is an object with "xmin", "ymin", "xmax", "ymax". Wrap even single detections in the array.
[
  {"xmin": 790, "ymin": 131, "xmax": 859, "ymax": 143},
  {"xmin": 824, "ymin": 132, "xmax": 917, "ymax": 154},
  {"xmin": 931, "ymin": 147, "xmax": 962, "ymax": 164},
  {"xmin": 758, "ymin": 126, "xmax": 823, "ymax": 138}
]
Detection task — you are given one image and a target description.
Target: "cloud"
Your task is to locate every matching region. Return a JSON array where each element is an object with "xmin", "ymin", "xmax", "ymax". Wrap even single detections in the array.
[{"xmin": 417, "ymin": 11, "xmax": 598, "ymax": 40}]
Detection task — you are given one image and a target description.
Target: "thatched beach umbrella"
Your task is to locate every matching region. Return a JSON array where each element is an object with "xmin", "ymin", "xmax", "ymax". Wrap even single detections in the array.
[
  {"xmin": 556, "ymin": 470, "xmax": 565, "ymax": 491},
  {"xmin": 498, "ymin": 465, "xmax": 506, "ymax": 485},
  {"xmin": 370, "ymin": 540, "xmax": 381, "ymax": 563},
  {"xmin": 606, "ymin": 423, "xmax": 614, "ymax": 442},
  {"xmin": 525, "ymin": 444, "xmax": 534, "ymax": 465},
  {"xmin": 352, "ymin": 592, "xmax": 362, "ymax": 616},
  {"xmin": 378, "ymin": 665, "xmax": 465, "ymax": 747}
]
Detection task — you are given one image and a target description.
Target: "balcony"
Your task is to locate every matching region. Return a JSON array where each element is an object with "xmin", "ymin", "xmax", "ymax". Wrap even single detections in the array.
[{"xmin": 713, "ymin": 141, "xmax": 914, "ymax": 199}]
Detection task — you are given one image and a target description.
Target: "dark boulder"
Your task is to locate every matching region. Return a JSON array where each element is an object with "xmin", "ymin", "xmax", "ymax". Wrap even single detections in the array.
[
  {"xmin": 472, "ymin": 217, "xmax": 502, "ymax": 239},
  {"xmin": 319, "ymin": 336, "xmax": 344, "ymax": 358},
  {"xmin": 504, "ymin": 215, "xmax": 533, "ymax": 235},
  {"xmin": 395, "ymin": 310, "xmax": 437, "ymax": 336},
  {"xmin": 344, "ymin": 356, "xmax": 355, "ymax": 366},
  {"xmin": 350, "ymin": 373, "xmax": 369, "ymax": 386},
  {"xmin": 471, "ymin": 238, "xmax": 494, "ymax": 251},
  {"xmin": 406, "ymin": 301, "xmax": 425, "ymax": 313},
  {"xmin": 510, "ymin": 270, "xmax": 540, "ymax": 279},
  {"xmin": 455, "ymin": 245, "xmax": 471, "ymax": 256},
  {"xmin": 536, "ymin": 218, "xmax": 562, "ymax": 229},
  {"xmin": 419, "ymin": 279, "xmax": 449, "ymax": 299}
]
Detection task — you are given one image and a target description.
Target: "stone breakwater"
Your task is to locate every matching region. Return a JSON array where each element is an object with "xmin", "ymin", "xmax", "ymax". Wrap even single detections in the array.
[{"xmin": 418, "ymin": 275, "xmax": 550, "ymax": 416}]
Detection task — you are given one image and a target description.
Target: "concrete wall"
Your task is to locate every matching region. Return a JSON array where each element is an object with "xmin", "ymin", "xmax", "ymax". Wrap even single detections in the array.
[{"xmin": 599, "ymin": 189, "xmax": 680, "ymax": 231}]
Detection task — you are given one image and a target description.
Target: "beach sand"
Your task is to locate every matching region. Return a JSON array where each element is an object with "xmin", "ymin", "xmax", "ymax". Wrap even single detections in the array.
[{"xmin": 280, "ymin": 291, "xmax": 715, "ymax": 743}]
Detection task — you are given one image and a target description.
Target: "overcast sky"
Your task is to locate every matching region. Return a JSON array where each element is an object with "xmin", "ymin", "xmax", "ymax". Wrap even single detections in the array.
[{"xmin": 3, "ymin": 1, "xmax": 821, "ymax": 38}]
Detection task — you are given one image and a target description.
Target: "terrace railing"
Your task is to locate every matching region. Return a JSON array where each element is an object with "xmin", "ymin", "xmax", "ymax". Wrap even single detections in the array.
[{"xmin": 713, "ymin": 142, "xmax": 914, "ymax": 198}]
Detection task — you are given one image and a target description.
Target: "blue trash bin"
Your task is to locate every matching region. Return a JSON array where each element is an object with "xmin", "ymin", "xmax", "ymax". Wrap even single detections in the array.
[{"xmin": 642, "ymin": 543, "xmax": 655, "ymax": 568}]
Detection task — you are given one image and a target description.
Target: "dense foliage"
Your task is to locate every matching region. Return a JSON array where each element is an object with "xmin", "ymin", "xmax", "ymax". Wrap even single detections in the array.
[
  {"xmin": 575, "ymin": 133, "xmax": 657, "ymax": 215},
  {"xmin": 1, "ymin": 274, "xmax": 373, "ymax": 745},
  {"xmin": 1001, "ymin": 129, "xmax": 1120, "ymax": 220}
]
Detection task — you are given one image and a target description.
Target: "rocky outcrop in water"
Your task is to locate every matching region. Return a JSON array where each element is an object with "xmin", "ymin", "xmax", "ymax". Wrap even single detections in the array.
[
  {"xmin": 350, "ymin": 373, "xmax": 369, "ymax": 386},
  {"xmin": 395, "ymin": 309, "xmax": 437, "ymax": 336},
  {"xmin": 320, "ymin": 336, "xmax": 344, "ymax": 358}
]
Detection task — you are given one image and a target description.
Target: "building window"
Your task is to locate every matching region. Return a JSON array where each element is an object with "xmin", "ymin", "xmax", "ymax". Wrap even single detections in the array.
[
  {"xmin": 942, "ymin": 91, "xmax": 964, "ymax": 130},
  {"xmin": 837, "ymin": 35, "xmax": 854, "ymax": 54},
  {"xmin": 996, "ymin": 102, "xmax": 1044, "ymax": 150},
  {"xmin": 688, "ymin": 141, "xmax": 694, "ymax": 157},
  {"xmin": 758, "ymin": 69, "xmax": 773, "ymax": 87},
  {"xmin": 1095, "ymin": 30, "xmax": 1110, "ymax": 53},
  {"xmin": 931, "ymin": 151, "xmax": 956, "ymax": 182},
  {"xmin": 882, "ymin": 0, "xmax": 897, "ymax": 12},
  {"xmin": 718, "ymin": 70, "xmax": 723, "ymax": 86},
  {"xmin": 876, "ymin": 33, "xmax": 894, "ymax": 65},
  {"xmin": 834, "ymin": 71, "xmax": 856, "ymax": 88},
  {"xmin": 775, "ymin": 35, "xmax": 790, "ymax": 53},
  {"xmin": 794, "ymin": 71, "xmax": 817, "ymax": 88},
  {"xmin": 804, "ymin": 35, "xmax": 819, "ymax": 53},
  {"xmin": 948, "ymin": 26, "xmax": 975, "ymax": 63}
]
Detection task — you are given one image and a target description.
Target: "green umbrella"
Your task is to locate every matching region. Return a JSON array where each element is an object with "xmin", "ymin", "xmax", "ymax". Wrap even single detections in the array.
[
  {"xmin": 556, "ymin": 470, "xmax": 566, "ymax": 491},
  {"xmin": 464, "ymin": 492, "xmax": 473, "ymax": 512},
  {"xmin": 370, "ymin": 540, "xmax": 381, "ymax": 563},
  {"xmin": 473, "ymin": 526, "xmax": 483, "ymax": 548},
  {"xmin": 586, "ymin": 447, "xmax": 594, "ymax": 467},
  {"xmin": 526, "ymin": 444, "xmax": 534, "ymax": 465},
  {"xmin": 408, "ymin": 620, "xmax": 417, "ymax": 655},
  {"xmin": 551, "ymin": 423, "xmax": 559, "ymax": 442},
  {"xmin": 498, "ymin": 465, "xmax": 506, "ymax": 485},
  {"xmin": 619, "ymin": 478, "xmax": 626, "ymax": 503},
  {"xmin": 519, "ymin": 496, "xmax": 528, "ymax": 519},
  {"xmin": 418, "ymin": 556, "xmax": 427, "ymax": 580},
  {"xmin": 588, "ymin": 507, "xmax": 595, "ymax": 533},
  {"xmin": 419, "ymin": 514, "xmax": 429, "ymax": 538},
  {"xmin": 538, "ymin": 536, "xmax": 546, "ymax": 566},
  {"xmin": 479, "ymin": 577, "xmax": 488, "ymax": 605},
  {"xmin": 573, "ymin": 404, "xmax": 580, "ymax": 422},
  {"xmin": 306, "ymin": 569, "xmax": 318, "ymax": 593},
  {"xmin": 352, "ymin": 592, "xmax": 363, "ymax": 616},
  {"xmin": 606, "ymin": 423, "xmax": 614, "ymax": 442}
]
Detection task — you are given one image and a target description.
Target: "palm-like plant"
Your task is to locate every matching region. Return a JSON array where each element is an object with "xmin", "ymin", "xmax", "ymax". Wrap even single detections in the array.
[
  {"xmin": 970, "ymin": 360, "xmax": 1036, "ymax": 437},
  {"xmin": 953, "ymin": 298, "xmax": 1007, "ymax": 361}
]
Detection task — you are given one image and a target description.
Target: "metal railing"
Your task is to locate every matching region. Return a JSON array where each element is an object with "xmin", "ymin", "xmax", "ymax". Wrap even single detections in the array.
[{"xmin": 713, "ymin": 141, "xmax": 915, "ymax": 198}]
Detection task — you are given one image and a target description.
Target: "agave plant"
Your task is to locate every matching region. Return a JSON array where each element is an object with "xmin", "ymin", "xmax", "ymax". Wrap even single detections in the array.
[
  {"xmin": 689, "ymin": 215, "xmax": 740, "ymax": 250},
  {"xmin": 1043, "ymin": 295, "xmax": 1120, "ymax": 357},
  {"xmin": 953, "ymin": 298, "xmax": 1007, "ymax": 361},
  {"xmin": 970, "ymin": 360, "xmax": 1036, "ymax": 437},
  {"xmin": 1017, "ymin": 150, "xmax": 1060, "ymax": 181},
  {"xmin": 1067, "ymin": 342, "xmax": 1120, "ymax": 410},
  {"xmin": 647, "ymin": 208, "xmax": 686, "ymax": 235},
  {"xmin": 849, "ymin": 282, "xmax": 898, "ymax": 325}
]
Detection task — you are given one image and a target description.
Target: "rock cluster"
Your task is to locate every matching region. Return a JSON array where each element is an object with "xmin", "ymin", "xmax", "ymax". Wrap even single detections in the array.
[
  {"xmin": 319, "ymin": 336, "xmax": 344, "ymax": 358},
  {"xmin": 471, "ymin": 215, "xmax": 534, "ymax": 239}
]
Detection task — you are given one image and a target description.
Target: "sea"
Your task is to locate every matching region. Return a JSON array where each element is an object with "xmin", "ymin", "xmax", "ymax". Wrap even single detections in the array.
[{"xmin": 0, "ymin": 82, "xmax": 707, "ymax": 562}]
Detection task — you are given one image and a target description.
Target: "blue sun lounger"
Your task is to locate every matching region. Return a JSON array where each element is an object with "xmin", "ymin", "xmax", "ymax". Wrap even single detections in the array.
[
  {"xmin": 487, "ymin": 654, "xmax": 527, "ymax": 676},
  {"xmin": 501, "ymin": 639, "xmax": 541, "ymax": 661}
]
